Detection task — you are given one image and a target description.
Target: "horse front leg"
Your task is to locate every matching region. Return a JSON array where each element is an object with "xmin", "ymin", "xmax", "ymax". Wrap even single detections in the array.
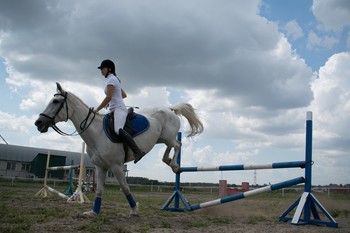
[
  {"xmin": 111, "ymin": 164, "xmax": 139, "ymax": 216},
  {"xmin": 84, "ymin": 166, "xmax": 107, "ymax": 216}
]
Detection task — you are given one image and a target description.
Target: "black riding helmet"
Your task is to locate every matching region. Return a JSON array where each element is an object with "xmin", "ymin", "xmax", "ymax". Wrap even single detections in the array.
[{"xmin": 98, "ymin": 59, "xmax": 116, "ymax": 77}]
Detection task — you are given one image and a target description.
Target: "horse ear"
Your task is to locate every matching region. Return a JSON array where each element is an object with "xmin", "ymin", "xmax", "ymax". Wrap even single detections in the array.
[{"xmin": 56, "ymin": 82, "xmax": 64, "ymax": 93}]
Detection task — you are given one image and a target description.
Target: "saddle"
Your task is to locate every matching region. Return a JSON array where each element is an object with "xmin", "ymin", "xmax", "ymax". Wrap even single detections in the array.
[{"xmin": 103, "ymin": 108, "xmax": 150, "ymax": 143}]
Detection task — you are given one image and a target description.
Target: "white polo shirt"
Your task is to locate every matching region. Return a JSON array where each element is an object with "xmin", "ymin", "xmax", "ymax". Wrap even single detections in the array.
[{"xmin": 104, "ymin": 74, "xmax": 126, "ymax": 111}]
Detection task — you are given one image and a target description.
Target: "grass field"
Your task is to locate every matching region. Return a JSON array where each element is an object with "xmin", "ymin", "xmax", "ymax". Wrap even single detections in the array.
[{"xmin": 0, "ymin": 178, "xmax": 349, "ymax": 233}]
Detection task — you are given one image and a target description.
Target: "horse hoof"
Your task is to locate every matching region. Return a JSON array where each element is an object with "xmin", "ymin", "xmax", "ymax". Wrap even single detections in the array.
[
  {"xmin": 83, "ymin": 210, "xmax": 98, "ymax": 217},
  {"xmin": 130, "ymin": 202, "xmax": 140, "ymax": 216}
]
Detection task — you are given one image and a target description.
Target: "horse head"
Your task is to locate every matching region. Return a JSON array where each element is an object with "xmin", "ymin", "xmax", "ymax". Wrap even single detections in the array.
[{"xmin": 35, "ymin": 82, "xmax": 69, "ymax": 133}]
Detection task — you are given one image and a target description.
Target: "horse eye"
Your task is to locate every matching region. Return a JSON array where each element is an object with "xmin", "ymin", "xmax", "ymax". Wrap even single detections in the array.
[{"xmin": 53, "ymin": 99, "xmax": 59, "ymax": 104}]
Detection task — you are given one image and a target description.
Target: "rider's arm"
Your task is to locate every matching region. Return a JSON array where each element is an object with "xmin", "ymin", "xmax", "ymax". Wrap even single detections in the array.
[
  {"xmin": 96, "ymin": 85, "xmax": 115, "ymax": 112},
  {"xmin": 121, "ymin": 89, "xmax": 127, "ymax": 99}
]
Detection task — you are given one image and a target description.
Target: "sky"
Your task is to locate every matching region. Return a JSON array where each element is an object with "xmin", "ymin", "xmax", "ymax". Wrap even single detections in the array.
[{"xmin": 0, "ymin": 0, "xmax": 349, "ymax": 186}]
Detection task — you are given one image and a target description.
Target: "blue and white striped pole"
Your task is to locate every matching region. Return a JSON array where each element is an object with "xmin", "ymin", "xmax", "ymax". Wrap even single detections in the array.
[
  {"xmin": 190, "ymin": 177, "xmax": 305, "ymax": 210},
  {"xmin": 180, "ymin": 161, "xmax": 306, "ymax": 172}
]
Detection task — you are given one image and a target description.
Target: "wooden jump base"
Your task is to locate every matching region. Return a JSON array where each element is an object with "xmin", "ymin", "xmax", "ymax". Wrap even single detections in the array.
[
  {"xmin": 162, "ymin": 112, "xmax": 338, "ymax": 228},
  {"xmin": 35, "ymin": 142, "xmax": 90, "ymax": 204}
]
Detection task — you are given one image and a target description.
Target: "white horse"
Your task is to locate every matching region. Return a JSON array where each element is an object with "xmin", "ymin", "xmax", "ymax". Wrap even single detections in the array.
[{"xmin": 34, "ymin": 82, "xmax": 203, "ymax": 216}]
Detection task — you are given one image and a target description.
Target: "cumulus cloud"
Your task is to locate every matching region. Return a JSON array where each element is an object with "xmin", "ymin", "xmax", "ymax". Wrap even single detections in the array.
[
  {"xmin": 0, "ymin": 0, "xmax": 314, "ymax": 112},
  {"xmin": 311, "ymin": 52, "xmax": 350, "ymax": 138},
  {"xmin": 312, "ymin": 0, "xmax": 350, "ymax": 31},
  {"xmin": 306, "ymin": 31, "xmax": 338, "ymax": 50},
  {"xmin": 285, "ymin": 20, "xmax": 304, "ymax": 40},
  {"xmin": 0, "ymin": 112, "xmax": 38, "ymax": 145},
  {"xmin": 307, "ymin": 51, "xmax": 350, "ymax": 184}
]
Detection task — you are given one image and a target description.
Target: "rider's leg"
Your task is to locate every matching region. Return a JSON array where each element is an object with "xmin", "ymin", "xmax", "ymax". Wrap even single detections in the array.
[
  {"xmin": 114, "ymin": 109, "xmax": 145, "ymax": 163},
  {"xmin": 118, "ymin": 129, "xmax": 146, "ymax": 163}
]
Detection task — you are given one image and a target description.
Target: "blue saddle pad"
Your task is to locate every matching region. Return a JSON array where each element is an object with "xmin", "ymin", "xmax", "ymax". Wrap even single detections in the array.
[
  {"xmin": 128, "ymin": 114, "xmax": 150, "ymax": 137},
  {"xmin": 103, "ymin": 112, "xmax": 150, "ymax": 143}
]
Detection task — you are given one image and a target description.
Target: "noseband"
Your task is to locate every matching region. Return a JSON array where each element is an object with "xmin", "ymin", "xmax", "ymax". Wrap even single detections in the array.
[{"xmin": 39, "ymin": 92, "xmax": 96, "ymax": 136}]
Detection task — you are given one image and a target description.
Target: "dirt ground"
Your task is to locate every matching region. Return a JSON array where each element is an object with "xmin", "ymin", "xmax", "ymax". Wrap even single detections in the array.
[
  {"xmin": 1, "ymin": 181, "xmax": 349, "ymax": 233},
  {"xmin": 30, "ymin": 199, "xmax": 350, "ymax": 233}
]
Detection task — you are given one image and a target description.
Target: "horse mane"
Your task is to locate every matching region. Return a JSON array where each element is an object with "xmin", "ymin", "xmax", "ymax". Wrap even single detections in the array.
[{"xmin": 67, "ymin": 91, "xmax": 90, "ymax": 109}]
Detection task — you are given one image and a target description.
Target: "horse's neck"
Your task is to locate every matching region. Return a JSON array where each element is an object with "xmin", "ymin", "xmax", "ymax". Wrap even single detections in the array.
[{"xmin": 68, "ymin": 94, "xmax": 102, "ymax": 145}]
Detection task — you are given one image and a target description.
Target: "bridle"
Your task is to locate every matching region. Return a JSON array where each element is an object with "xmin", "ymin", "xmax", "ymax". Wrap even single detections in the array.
[{"xmin": 39, "ymin": 92, "xmax": 96, "ymax": 136}]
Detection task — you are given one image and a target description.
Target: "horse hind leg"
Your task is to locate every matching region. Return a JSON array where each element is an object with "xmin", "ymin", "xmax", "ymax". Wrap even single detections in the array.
[
  {"xmin": 162, "ymin": 146, "xmax": 172, "ymax": 166},
  {"xmin": 168, "ymin": 140, "xmax": 181, "ymax": 173},
  {"xmin": 111, "ymin": 165, "xmax": 139, "ymax": 216}
]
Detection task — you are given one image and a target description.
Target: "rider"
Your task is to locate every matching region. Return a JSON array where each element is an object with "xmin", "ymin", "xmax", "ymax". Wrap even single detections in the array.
[{"xmin": 95, "ymin": 59, "xmax": 145, "ymax": 163}]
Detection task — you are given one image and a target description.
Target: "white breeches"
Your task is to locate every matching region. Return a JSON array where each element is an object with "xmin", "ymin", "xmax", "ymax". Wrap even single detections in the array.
[{"xmin": 113, "ymin": 108, "xmax": 128, "ymax": 134}]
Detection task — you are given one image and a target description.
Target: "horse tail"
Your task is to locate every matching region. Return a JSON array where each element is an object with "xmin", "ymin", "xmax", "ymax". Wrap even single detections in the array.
[{"xmin": 170, "ymin": 103, "xmax": 204, "ymax": 138}]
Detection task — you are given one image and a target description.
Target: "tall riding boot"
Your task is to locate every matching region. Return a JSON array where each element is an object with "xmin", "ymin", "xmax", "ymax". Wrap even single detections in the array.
[{"xmin": 118, "ymin": 129, "xmax": 146, "ymax": 164}]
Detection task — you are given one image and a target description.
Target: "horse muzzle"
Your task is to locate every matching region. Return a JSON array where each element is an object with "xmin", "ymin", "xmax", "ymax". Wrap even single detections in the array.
[{"xmin": 34, "ymin": 116, "xmax": 51, "ymax": 133}]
